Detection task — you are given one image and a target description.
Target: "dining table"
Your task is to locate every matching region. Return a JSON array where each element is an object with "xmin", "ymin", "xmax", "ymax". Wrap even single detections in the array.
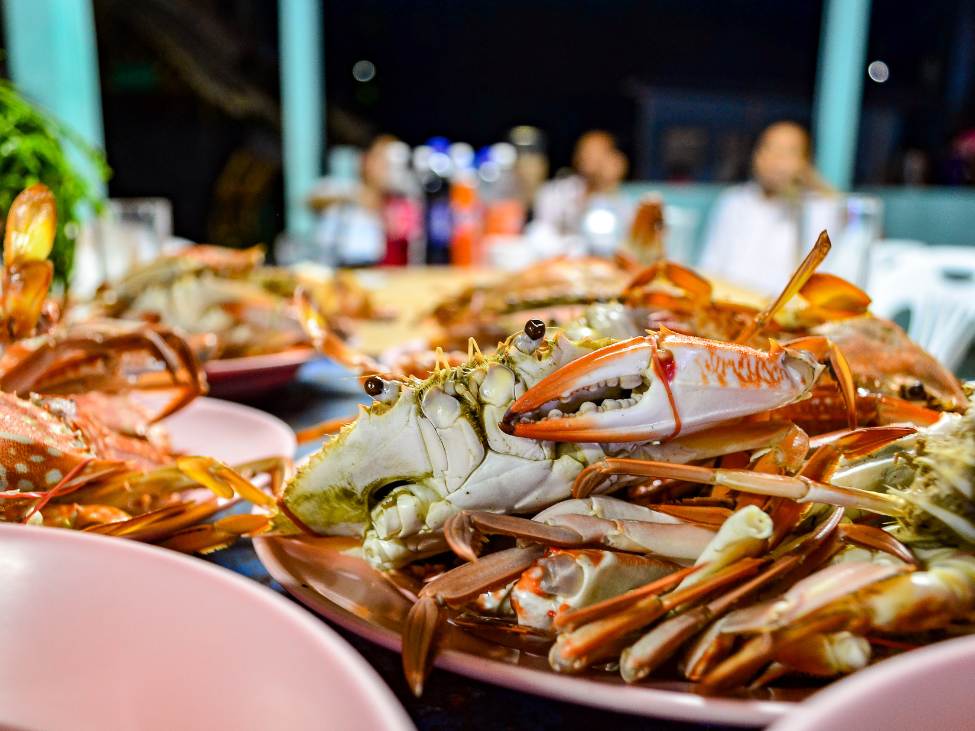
[{"xmin": 201, "ymin": 266, "xmax": 769, "ymax": 731}]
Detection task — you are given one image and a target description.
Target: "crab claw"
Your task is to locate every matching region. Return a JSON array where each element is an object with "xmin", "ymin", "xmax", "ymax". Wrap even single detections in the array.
[{"xmin": 500, "ymin": 329, "xmax": 822, "ymax": 443}]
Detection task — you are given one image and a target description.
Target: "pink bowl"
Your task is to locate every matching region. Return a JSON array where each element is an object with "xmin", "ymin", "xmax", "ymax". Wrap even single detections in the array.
[
  {"xmin": 768, "ymin": 635, "xmax": 975, "ymax": 731},
  {"xmin": 0, "ymin": 524, "xmax": 415, "ymax": 731}
]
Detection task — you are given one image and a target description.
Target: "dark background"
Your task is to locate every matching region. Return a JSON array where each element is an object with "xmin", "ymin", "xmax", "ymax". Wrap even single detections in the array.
[{"xmin": 2, "ymin": 0, "xmax": 974, "ymax": 243}]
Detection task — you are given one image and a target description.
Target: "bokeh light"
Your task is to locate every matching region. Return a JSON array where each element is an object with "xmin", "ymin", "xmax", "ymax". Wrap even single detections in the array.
[
  {"xmin": 352, "ymin": 60, "xmax": 376, "ymax": 82},
  {"xmin": 868, "ymin": 60, "xmax": 889, "ymax": 83}
]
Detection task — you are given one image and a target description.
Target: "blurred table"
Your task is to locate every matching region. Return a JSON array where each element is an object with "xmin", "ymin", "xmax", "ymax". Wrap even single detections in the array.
[
  {"xmin": 351, "ymin": 266, "xmax": 498, "ymax": 353},
  {"xmin": 348, "ymin": 265, "xmax": 767, "ymax": 355},
  {"xmin": 203, "ymin": 357, "xmax": 745, "ymax": 731}
]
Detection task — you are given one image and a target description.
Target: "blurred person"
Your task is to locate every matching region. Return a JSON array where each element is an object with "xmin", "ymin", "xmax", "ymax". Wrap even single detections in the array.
[
  {"xmin": 533, "ymin": 130, "xmax": 633, "ymax": 256},
  {"xmin": 699, "ymin": 121, "xmax": 830, "ymax": 296}
]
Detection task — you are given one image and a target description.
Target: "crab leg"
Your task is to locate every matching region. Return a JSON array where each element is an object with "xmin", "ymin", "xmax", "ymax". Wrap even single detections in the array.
[
  {"xmin": 574, "ymin": 459, "xmax": 908, "ymax": 517},
  {"xmin": 699, "ymin": 609, "xmax": 860, "ymax": 694},
  {"xmin": 403, "ymin": 544, "xmax": 547, "ymax": 696},
  {"xmin": 617, "ymin": 507, "xmax": 843, "ymax": 682},
  {"xmin": 765, "ymin": 425, "xmax": 916, "ymax": 546},
  {"xmin": 734, "ymin": 231, "xmax": 831, "ymax": 345},
  {"xmin": 156, "ymin": 514, "xmax": 271, "ymax": 553},
  {"xmin": 697, "ymin": 556, "xmax": 930, "ymax": 693},
  {"xmin": 549, "ymin": 557, "xmax": 766, "ymax": 672},
  {"xmin": 620, "ymin": 553, "xmax": 803, "ymax": 683},
  {"xmin": 780, "ymin": 335, "xmax": 857, "ymax": 431},
  {"xmin": 0, "ymin": 327, "xmax": 206, "ymax": 422},
  {"xmin": 747, "ymin": 631, "xmax": 871, "ymax": 688},
  {"xmin": 692, "ymin": 554, "xmax": 974, "ymax": 690},
  {"xmin": 444, "ymin": 508, "xmax": 717, "ymax": 563},
  {"xmin": 572, "ymin": 421, "xmax": 812, "ymax": 500}
]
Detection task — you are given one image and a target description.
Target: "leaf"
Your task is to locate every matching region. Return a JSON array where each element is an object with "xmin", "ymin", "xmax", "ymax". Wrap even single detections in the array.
[{"xmin": 0, "ymin": 80, "xmax": 112, "ymax": 283}]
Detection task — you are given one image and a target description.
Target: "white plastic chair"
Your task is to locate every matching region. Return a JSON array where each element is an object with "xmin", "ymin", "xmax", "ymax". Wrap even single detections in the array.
[{"xmin": 866, "ymin": 243, "xmax": 975, "ymax": 373}]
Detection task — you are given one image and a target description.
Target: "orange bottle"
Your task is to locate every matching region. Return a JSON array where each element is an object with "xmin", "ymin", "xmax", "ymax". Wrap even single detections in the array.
[{"xmin": 449, "ymin": 170, "xmax": 482, "ymax": 265}]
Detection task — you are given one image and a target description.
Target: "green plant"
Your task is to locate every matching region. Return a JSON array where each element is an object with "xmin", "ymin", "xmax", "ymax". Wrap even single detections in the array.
[{"xmin": 0, "ymin": 80, "xmax": 110, "ymax": 286}]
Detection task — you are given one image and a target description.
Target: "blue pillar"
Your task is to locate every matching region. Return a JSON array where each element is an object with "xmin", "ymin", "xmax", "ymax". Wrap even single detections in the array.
[
  {"xmin": 2, "ymin": 0, "xmax": 106, "ymax": 193},
  {"xmin": 812, "ymin": 0, "xmax": 872, "ymax": 191},
  {"xmin": 278, "ymin": 0, "xmax": 325, "ymax": 237}
]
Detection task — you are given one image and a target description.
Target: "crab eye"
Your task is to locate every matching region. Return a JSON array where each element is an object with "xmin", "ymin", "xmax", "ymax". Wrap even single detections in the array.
[
  {"xmin": 364, "ymin": 376, "xmax": 401, "ymax": 405},
  {"xmin": 903, "ymin": 381, "xmax": 927, "ymax": 400},
  {"xmin": 364, "ymin": 376, "xmax": 385, "ymax": 397},
  {"xmin": 525, "ymin": 319, "xmax": 546, "ymax": 341}
]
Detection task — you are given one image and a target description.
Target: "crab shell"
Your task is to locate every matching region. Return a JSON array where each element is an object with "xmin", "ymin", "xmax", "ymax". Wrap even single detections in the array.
[
  {"xmin": 282, "ymin": 332, "xmax": 608, "ymax": 569},
  {"xmin": 0, "ymin": 392, "xmax": 123, "ymax": 507},
  {"xmin": 813, "ymin": 315, "xmax": 967, "ymax": 410}
]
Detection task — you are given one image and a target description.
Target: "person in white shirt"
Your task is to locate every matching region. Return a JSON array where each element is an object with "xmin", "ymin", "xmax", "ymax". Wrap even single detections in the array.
[
  {"xmin": 699, "ymin": 122, "xmax": 831, "ymax": 296},
  {"xmin": 533, "ymin": 131, "xmax": 632, "ymax": 256}
]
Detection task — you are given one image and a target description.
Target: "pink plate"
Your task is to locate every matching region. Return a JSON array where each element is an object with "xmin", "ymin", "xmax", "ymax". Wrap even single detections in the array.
[
  {"xmin": 204, "ymin": 347, "xmax": 320, "ymax": 400},
  {"xmin": 767, "ymin": 634, "xmax": 975, "ymax": 731},
  {"xmin": 254, "ymin": 534, "xmax": 809, "ymax": 727},
  {"xmin": 0, "ymin": 524, "xmax": 416, "ymax": 731},
  {"xmin": 162, "ymin": 396, "xmax": 297, "ymax": 464}
]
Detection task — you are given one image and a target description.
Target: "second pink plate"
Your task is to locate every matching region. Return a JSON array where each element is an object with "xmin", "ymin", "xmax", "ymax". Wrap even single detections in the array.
[{"xmin": 162, "ymin": 396, "xmax": 297, "ymax": 463}]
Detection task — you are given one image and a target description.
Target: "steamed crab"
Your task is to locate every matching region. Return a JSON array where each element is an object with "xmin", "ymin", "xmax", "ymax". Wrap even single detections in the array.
[
  {"xmin": 90, "ymin": 245, "xmax": 390, "ymax": 360},
  {"xmin": 0, "ymin": 184, "xmax": 284, "ymax": 552},
  {"xmin": 282, "ymin": 317, "xmax": 843, "ymax": 570}
]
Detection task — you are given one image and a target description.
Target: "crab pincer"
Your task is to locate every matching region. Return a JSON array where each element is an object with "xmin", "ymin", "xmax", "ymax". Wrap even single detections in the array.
[{"xmin": 500, "ymin": 327, "xmax": 835, "ymax": 443}]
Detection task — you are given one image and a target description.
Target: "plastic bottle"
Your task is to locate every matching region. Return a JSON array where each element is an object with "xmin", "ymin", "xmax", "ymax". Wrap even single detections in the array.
[
  {"xmin": 448, "ymin": 142, "xmax": 482, "ymax": 266},
  {"xmin": 379, "ymin": 140, "xmax": 424, "ymax": 266},
  {"xmin": 418, "ymin": 138, "xmax": 454, "ymax": 264}
]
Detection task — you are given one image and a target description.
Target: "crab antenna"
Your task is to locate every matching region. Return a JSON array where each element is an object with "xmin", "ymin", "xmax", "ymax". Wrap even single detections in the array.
[{"xmin": 735, "ymin": 231, "xmax": 831, "ymax": 345}]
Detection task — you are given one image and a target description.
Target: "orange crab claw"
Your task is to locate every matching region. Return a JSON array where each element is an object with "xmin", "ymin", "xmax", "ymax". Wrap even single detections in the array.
[
  {"xmin": 501, "ymin": 330, "xmax": 822, "ymax": 443},
  {"xmin": 2, "ymin": 184, "xmax": 57, "ymax": 340}
]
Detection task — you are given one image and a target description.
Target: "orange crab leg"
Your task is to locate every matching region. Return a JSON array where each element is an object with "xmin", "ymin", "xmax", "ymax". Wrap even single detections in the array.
[
  {"xmin": 781, "ymin": 335, "xmax": 857, "ymax": 430},
  {"xmin": 735, "ymin": 230, "xmax": 831, "ymax": 345},
  {"xmin": 574, "ymin": 460, "xmax": 908, "ymax": 517},
  {"xmin": 550, "ymin": 558, "xmax": 766, "ymax": 671},
  {"xmin": 403, "ymin": 544, "xmax": 547, "ymax": 696},
  {"xmin": 765, "ymin": 425, "xmax": 915, "ymax": 546},
  {"xmin": 553, "ymin": 564, "xmax": 704, "ymax": 631}
]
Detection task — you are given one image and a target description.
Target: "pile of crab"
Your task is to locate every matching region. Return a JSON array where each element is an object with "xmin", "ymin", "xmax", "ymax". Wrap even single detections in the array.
[
  {"xmin": 0, "ymin": 184, "xmax": 285, "ymax": 552},
  {"xmin": 276, "ymin": 233, "xmax": 975, "ymax": 698}
]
